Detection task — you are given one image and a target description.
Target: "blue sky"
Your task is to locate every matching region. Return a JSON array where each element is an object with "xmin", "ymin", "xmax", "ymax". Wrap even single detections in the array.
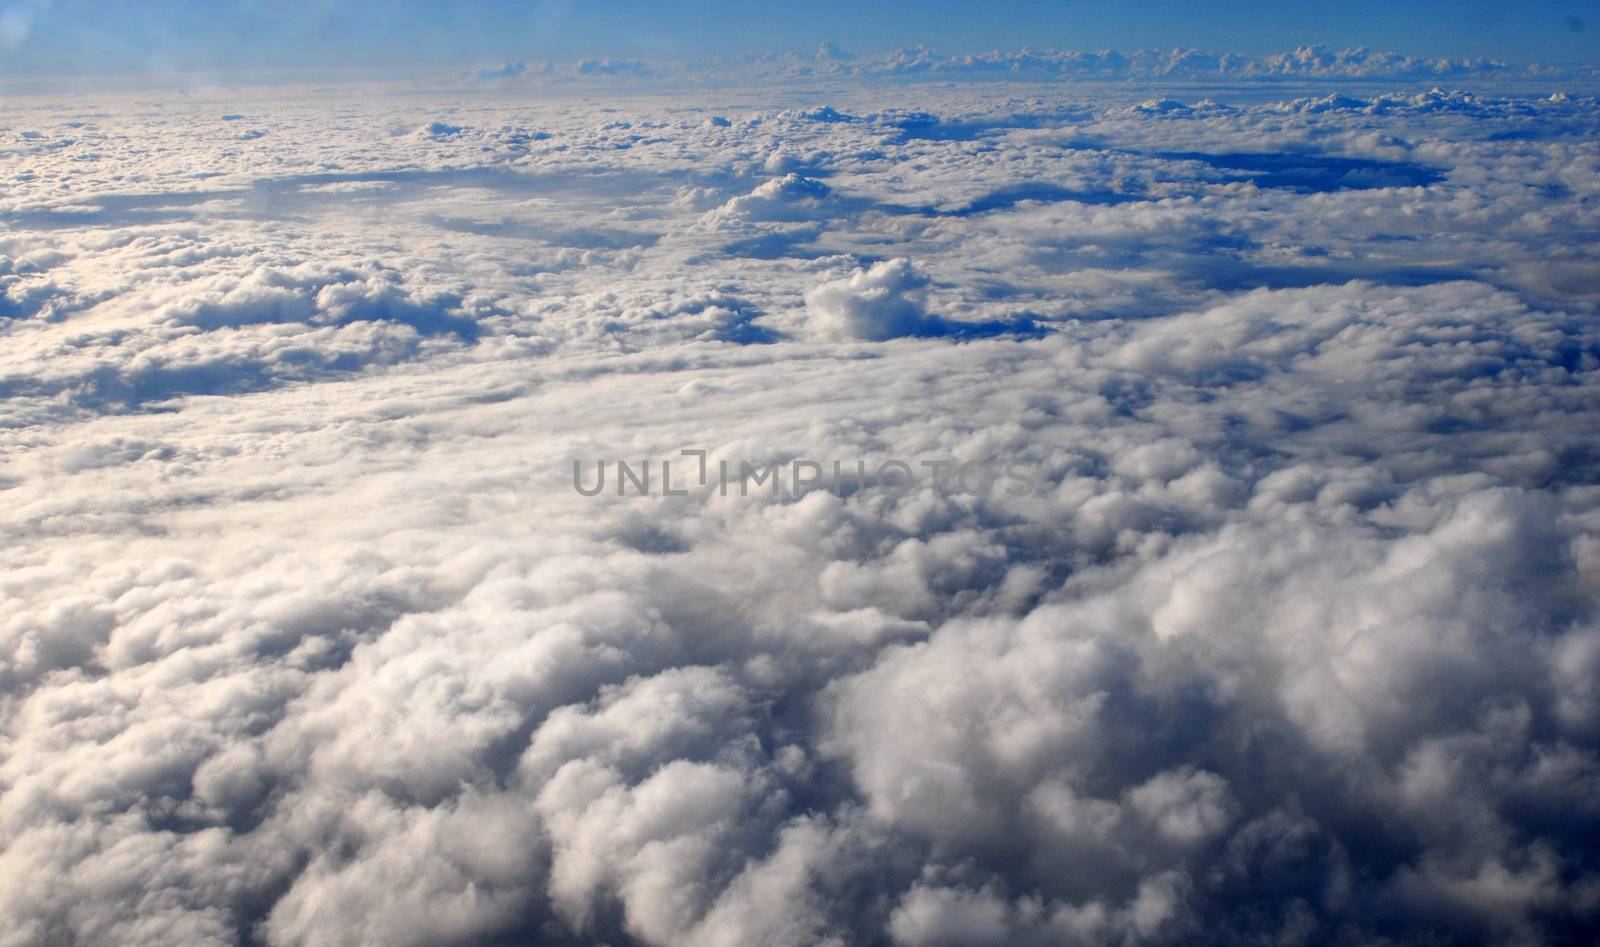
[{"xmin": 0, "ymin": 0, "xmax": 1594, "ymax": 77}]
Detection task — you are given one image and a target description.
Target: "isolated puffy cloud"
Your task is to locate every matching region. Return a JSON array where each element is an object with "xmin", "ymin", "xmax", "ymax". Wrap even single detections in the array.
[
  {"xmin": 805, "ymin": 258, "xmax": 934, "ymax": 340},
  {"xmin": 705, "ymin": 173, "xmax": 834, "ymax": 225},
  {"xmin": 0, "ymin": 67, "xmax": 1597, "ymax": 947}
]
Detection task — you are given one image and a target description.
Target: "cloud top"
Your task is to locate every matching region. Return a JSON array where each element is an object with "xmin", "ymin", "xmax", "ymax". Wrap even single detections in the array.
[
  {"xmin": 0, "ymin": 67, "xmax": 1597, "ymax": 947},
  {"xmin": 805, "ymin": 258, "xmax": 936, "ymax": 340}
]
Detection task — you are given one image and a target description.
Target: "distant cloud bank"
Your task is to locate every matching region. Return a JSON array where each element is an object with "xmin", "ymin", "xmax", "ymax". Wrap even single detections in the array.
[{"xmin": 465, "ymin": 42, "xmax": 1600, "ymax": 85}]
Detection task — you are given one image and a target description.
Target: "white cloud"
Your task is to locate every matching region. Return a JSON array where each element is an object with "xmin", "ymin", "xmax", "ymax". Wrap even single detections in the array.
[
  {"xmin": 805, "ymin": 258, "xmax": 935, "ymax": 340},
  {"xmin": 0, "ymin": 68, "xmax": 1597, "ymax": 947}
]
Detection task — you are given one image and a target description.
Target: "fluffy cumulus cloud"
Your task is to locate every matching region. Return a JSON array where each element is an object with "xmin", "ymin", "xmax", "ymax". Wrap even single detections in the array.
[
  {"xmin": 805, "ymin": 258, "xmax": 934, "ymax": 340},
  {"xmin": 1, "ymin": 57, "xmax": 1599, "ymax": 947}
]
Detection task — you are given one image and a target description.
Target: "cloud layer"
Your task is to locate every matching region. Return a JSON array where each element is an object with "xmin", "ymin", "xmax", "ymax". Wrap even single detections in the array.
[
  {"xmin": 456, "ymin": 44, "xmax": 1600, "ymax": 87},
  {"xmin": 1, "ymin": 70, "xmax": 1598, "ymax": 946}
]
